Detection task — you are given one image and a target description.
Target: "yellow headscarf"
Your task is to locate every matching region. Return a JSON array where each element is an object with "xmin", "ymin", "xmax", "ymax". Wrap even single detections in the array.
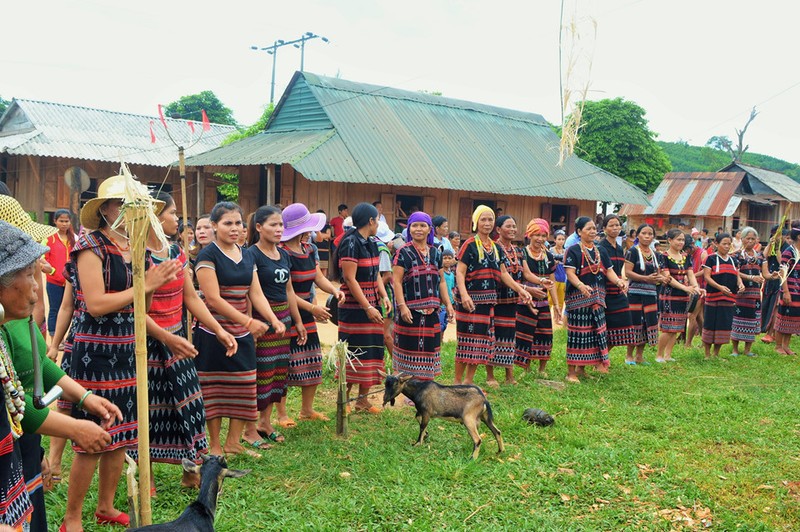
[{"xmin": 471, "ymin": 205, "xmax": 497, "ymax": 261}]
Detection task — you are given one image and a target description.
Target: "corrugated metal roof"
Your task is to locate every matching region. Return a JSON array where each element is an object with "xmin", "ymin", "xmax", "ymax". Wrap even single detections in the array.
[
  {"xmin": 619, "ymin": 172, "xmax": 745, "ymax": 216},
  {"xmin": 0, "ymin": 99, "xmax": 237, "ymax": 166},
  {"xmin": 721, "ymin": 162, "xmax": 800, "ymax": 203},
  {"xmin": 186, "ymin": 72, "xmax": 649, "ymax": 205}
]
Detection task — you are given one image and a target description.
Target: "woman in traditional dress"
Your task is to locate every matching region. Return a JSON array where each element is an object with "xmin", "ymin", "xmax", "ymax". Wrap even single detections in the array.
[
  {"xmin": 454, "ymin": 205, "xmax": 532, "ymax": 386},
  {"xmin": 656, "ymin": 229, "xmax": 702, "ymax": 362},
  {"xmin": 63, "ymin": 175, "xmax": 180, "ymax": 530},
  {"xmin": 338, "ymin": 203, "xmax": 391, "ymax": 413},
  {"xmin": 624, "ymin": 224, "xmax": 667, "ymax": 364},
  {"xmin": 392, "ymin": 211, "xmax": 454, "ymax": 381},
  {"xmin": 278, "ymin": 204, "xmax": 345, "ymax": 421},
  {"xmin": 731, "ymin": 227, "xmax": 764, "ymax": 357},
  {"xmin": 702, "ymin": 233, "xmax": 744, "ymax": 359},
  {"xmin": 563, "ymin": 216, "xmax": 626, "ymax": 383},
  {"xmin": 515, "ymin": 218, "xmax": 559, "ymax": 375},
  {"xmin": 145, "ymin": 192, "xmax": 237, "ymax": 490},
  {"xmin": 760, "ymin": 224, "xmax": 785, "ymax": 344},
  {"xmin": 487, "ymin": 215, "xmax": 524, "ymax": 386},
  {"xmin": 684, "ymin": 236, "xmax": 708, "ymax": 347},
  {"xmin": 597, "ymin": 215, "xmax": 634, "ymax": 354},
  {"xmin": 774, "ymin": 227, "xmax": 800, "ymax": 355},
  {"xmin": 242, "ymin": 205, "xmax": 303, "ymax": 445},
  {"xmin": 549, "ymin": 229, "xmax": 567, "ymax": 321},
  {"xmin": 194, "ymin": 202, "xmax": 285, "ymax": 457}
]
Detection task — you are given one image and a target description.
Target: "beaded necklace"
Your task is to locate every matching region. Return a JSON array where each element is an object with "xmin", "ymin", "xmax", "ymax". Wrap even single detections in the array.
[
  {"xmin": 0, "ymin": 333, "xmax": 24, "ymax": 439},
  {"xmin": 581, "ymin": 243, "xmax": 601, "ymax": 275},
  {"xmin": 412, "ymin": 242, "xmax": 431, "ymax": 267},
  {"xmin": 527, "ymin": 245, "xmax": 549, "ymax": 275}
]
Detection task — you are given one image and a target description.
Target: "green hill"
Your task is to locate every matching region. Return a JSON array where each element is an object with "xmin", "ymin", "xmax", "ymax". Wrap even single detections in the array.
[{"xmin": 658, "ymin": 141, "xmax": 800, "ymax": 182}]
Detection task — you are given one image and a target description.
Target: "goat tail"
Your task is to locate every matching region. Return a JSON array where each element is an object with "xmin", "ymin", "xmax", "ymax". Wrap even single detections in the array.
[{"xmin": 483, "ymin": 400, "xmax": 494, "ymax": 424}]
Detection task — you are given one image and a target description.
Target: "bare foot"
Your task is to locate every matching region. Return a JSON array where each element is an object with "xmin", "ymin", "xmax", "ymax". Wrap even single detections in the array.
[
  {"xmin": 595, "ymin": 365, "xmax": 609, "ymax": 374},
  {"xmin": 565, "ymin": 375, "xmax": 581, "ymax": 384},
  {"xmin": 485, "ymin": 379, "xmax": 500, "ymax": 388}
]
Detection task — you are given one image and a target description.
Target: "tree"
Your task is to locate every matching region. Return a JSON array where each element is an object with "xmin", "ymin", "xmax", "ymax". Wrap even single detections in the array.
[
  {"xmin": 706, "ymin": 135, "xmax": 732, "ymax": 152},
  {"xmin": 164, "ymin": 90, "xmax": 237, "ymax": 126},
  {"xmin": 0, "ymin": 96, "xmax": 9, "ymax": 116},
  {"xmin": 215, "ymin": 104, "xmax": 275, "ymax": 201},
  {"xmin": 570, "ymin": 98, "xmax": 672, "ymax": 192}
]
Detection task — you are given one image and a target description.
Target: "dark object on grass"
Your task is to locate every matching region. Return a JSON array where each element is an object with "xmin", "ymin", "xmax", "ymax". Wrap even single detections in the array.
[
  {"xmin": 127, "ymin": 454, "xmax": 249, "ymax": 531},
  {"xmin": 522, "ymin": 408, "xmax": 555, "ymax": 426},
  {"xmin": 326, "ymin": 293, "xmax": 339, "ymax": 325},
  {"xmin": 380, "ymin": 370, "xmax": 504, "ymax": 459}
]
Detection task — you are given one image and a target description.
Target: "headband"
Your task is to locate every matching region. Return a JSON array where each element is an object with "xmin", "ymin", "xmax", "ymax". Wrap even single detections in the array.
[{"xmin": 406, "ymin": 211, "xmax": 434, "ymax": 246}]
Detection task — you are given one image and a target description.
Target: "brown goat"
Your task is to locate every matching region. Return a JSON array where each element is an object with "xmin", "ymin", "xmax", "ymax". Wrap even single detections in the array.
[{"xmin": 380, "ymin": 371, "xmax": 504, "ymax": 459}]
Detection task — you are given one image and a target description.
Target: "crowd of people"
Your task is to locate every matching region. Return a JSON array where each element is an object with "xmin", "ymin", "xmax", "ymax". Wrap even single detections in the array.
[{"xmin": 0, "ymin": 174, "xmax": 799, "ymax": 530}]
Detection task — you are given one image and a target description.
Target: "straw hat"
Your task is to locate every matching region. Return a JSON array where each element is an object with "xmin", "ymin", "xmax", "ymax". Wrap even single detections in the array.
[
  {"xmin": 0, "ymin": 195, "xmax": 57, "ymax": 242},
  {"xmin": 80, "ymin": 175, "xmax": 164, "ymax": 230}
]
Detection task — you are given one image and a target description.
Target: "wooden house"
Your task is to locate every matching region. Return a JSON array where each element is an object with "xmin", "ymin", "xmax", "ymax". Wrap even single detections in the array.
[
  {"xmin": 620, "ymin": 165, "xmax": 800, "ymax": 241},
  {"xmin": 0, "ymin": 99, "xmax": 236, "ymax": 222},
  {"xmin": 184, "ymin": 72, "xmax": 649, "ymax": 236}
]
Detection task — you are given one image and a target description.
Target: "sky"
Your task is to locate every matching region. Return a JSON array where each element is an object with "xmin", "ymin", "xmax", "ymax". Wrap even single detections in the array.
[{"xmin": 3, "ymin": 0, "xmax": 799, "ymax": 164}]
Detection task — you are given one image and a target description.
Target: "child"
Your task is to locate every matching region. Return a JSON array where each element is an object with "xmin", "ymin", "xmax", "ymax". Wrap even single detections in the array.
[
  {"xmin": 702, "ymin": 233, "xmax": 744, "ymax": 358},
  {"xmin": 439, "ymin": 249, "xmax": 456, "ymax": 333}
]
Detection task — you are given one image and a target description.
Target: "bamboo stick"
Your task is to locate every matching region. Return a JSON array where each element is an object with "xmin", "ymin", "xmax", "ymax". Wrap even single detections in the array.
[
  {"xmin": 178, "ymin": 147, "xmax": 193, "ymax": 343},
  {"xmin": 335, "ymin": 341, "xmax": 348, "ymax": 438}
]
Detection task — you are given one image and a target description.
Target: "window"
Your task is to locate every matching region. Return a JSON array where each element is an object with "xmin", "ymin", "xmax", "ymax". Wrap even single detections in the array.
[{"xmin": 395, "ymin": 194, "xmax": 423, "ymax": 232}]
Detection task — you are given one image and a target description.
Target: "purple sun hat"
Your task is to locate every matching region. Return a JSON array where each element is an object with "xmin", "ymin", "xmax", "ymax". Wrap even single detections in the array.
[{"xmin": 281, "ymin": 203, "xmax": 326, "ymax": 242}]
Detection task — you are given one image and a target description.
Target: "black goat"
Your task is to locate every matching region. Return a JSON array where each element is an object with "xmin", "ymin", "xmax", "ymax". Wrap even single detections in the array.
[
  {"xmin": 127, "ymin": 454, "xmax": 249, "ymax": 531},
  {"xmin": 380, "ymin": 371, "xmax": 504, "ymax": 459}
]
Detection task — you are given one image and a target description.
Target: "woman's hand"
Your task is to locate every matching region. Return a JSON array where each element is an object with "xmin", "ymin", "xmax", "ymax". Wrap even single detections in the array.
[
  {"xmin": 271, "ymin": 318, "xmax": 287, "ymax": 337},
  {"xmin": 737, "ymin": 283, "xmax": 745, "ymax": 294},
  {"xmin": 46, "ymin": 344, "xmax": 59, "ymax": 362},
  {"xmin": 215, "ymin": 330, "xmax": 238, "ymax": 357},
  {"xmin": 311, "ymin": 303, "xmax": 332, "ymax": 322},
  {"xmin": 540, "ymin": 277, "xmax": 554, "ymax": 289},
  {"xmin": 248, "ymin": 319, "xmax": 270, "ymax": 337},
  {"xmin": 366, "ymin": 306, "xmax": 383, "ymax": 324},
  {"xmin": 81, "ymin": 393, "xmax": 123, "ymax": 430},
  {"xmin": 295, "ymin": 323, "xmax": 308, "ymax": 346},
  {"xmin": 164, "ymin": 333, "xmax": 198, "ymax": 360},
  {"xmin": 446, "ymin": 305, "xmax": 455, "ymax": 323},
  {"xmin": 38, "ymin": 257, "xmax": 53, "ymax": 274},
  {"xmin": 528, "ymin": 286, "xmax": 547, "ymax": 300},
  {"xmin": 552, "ymin": 306, "xmax": 562, "ymax": 324},
  {"xmin": 461, "ymin": 295, "xmax": 475, "ymax": 313},
  {"xmin": 783, "ymin": 291, "xmax": 791, "ymax": 304},
  {"xmin": 380, "ymin": 296, "xmax": 392, "ymax": 314},
  {"xmin": 751, "ymin": 274, "xmax": 765, "ymax": 285},
  {"xmin": 579, "ymin": 283, "xmax": 593, "ymax": 297},
  {"xmin": 721, "ymin": 286, "xmax": 733, "ymax": 296},
  {"xmin": 335, "ymin": 290, "xmax": 346, "ymax": 304},
  {"xmin": 72, "ymin": 419, "xmax": 113, "ymax": 453},
  {"xmin": 398, "ymin": 303, "xmax": 413, "ymax": 324},
  {"xmin": 145, "ymin": 259, "xmax": 181, "ymax": 293}
]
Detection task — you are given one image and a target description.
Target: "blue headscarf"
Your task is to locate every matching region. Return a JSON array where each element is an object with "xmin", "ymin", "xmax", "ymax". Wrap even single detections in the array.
[{"xmin": 405, "ymin": 211, "xmax": 435, "ymax": 246}]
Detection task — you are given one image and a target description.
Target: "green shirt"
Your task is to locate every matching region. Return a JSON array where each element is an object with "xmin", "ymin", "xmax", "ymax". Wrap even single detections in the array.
[{"xmin": 0, "ymin": 319, "xmax": 67, "ymax": 433}]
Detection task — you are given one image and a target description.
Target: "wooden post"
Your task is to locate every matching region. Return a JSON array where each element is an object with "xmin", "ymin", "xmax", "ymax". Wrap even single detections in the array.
[
  {"xmin": 335, "ymin": 342, "xmax": 348, "ymax": 438},
  {"xmin": 178, "ymin": 148, "xmax": 193, "ymax": 343},
  {"xmin": 129, "ymin": 204, "xmax": 152, "ymax": 526}
]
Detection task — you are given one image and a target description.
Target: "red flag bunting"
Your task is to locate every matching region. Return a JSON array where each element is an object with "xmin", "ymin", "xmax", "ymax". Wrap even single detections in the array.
[
  {"xmin": 149, "ymin": 120, "xmax": 156, "ymax": 144},
  {"xmin": 201, "ymin": 110, "xmax": 211, "ymax": 131},
  {"xmin": 187, "ymin": 120, "xmax": 195, "ymax": 133},
  {"xmin": 158, "ymin": 104, "xmax": 168, "ymax": 129}
]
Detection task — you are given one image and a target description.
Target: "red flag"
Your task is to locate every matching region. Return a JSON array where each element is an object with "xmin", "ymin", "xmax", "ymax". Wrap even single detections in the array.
[
  {"xmin": 149, "ymin": 120, "xmax": 156, "ymax": 143},
  {"xmin": 187, "ymin": 120, "xmax": 195, "ymax": 133},
  {"xmin": 158, "ymin": 104, "xmax": 168, "ymax": 129},
  {"xmin": 201, "ymin": 110, "xmax": 211, "ymax": 131}
]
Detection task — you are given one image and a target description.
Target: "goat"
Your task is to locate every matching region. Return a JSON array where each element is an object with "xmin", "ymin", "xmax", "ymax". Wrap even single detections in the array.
[
  {"xmin": 127, "ymin": 454, "xmax": 249, "ymax": 531},
  {"xmin": 380, "ymin": 371, "xmax": 504, "ymax": 459}
]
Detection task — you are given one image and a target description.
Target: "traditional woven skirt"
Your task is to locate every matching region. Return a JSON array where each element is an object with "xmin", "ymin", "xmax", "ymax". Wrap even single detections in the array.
[
  {"xmin": 455, "ymin": 303, "xmax": 495, "ymax": 366},
  {"xmin": 488, "ymin": 303, "xmax": 516, "ymax": 368},
  {"xmin": 761, "ymin": 279, "xmax": 781, "ymax": 332},
  {"xmin": 255, "ymin": 303, "xmax": 293, "ymax": 410},
  {"xmin": 702, "ymin": 300, "xmax": 735, "ymax": 345},
  {"xmin": 732, "ymin": 287, "xmax": 762, "ymax": 342},
  {"xmin": 659, "ymin": 286, "xmax": 690, "ymax": 334},
  {"xmin": 194, "ymin": 329, "xmax": 257, "ymax": 422},
  {"xmin": 775, "ymin": 297, "xmax": 800, "ymax": 335},
  {"xmin": 628, "ymin": 293, "xmax": 659, "ymax": 346},
  {"xmin": 19, "ymin": 433, "xmax": 45, "ymax": 531},
  {"xmin": 288, "ymin": 308, "xmax": 323, "ymax": 387},
  {"xmin": 69, "ymin": 314, "xmax": 138, "ymax": 453},
  {"xmin": 605, "ymin": 293, "xmax": 635, "ymax": 347},
  {"xmin": 338, "ymin": 306, "xmax": 386, "ymax": 387},
  {"xmin": 0, "ymin": 432, "xmax": 32, "ymax": 529},
  {"xmin": 514, "ymin": 302, "xmax": 552, "ymax": 368},
  {"xmin": 392, "ymin": 310, "xmax": 442, "ymax": 380},
  {"xmin": 566, "ymin": 303, "xmax": 609, "ymax": 367},
  {"xmin": 146, "ymin": 327, "xmax": 208, "ymax": 464}
]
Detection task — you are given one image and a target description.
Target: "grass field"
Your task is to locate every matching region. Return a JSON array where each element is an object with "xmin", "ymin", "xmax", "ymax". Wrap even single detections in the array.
[{"xmin": 46, "ymin": 331, "xmax": 800, "ymax": 531}]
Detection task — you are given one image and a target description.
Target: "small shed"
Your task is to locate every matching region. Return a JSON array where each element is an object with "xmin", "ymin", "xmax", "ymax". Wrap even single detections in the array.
[
  {"xmin": 0, "ymin": 99, "xmax": 236, "ymax": 222},
  {"xmin": 184, "ymin": 71, "xmax": 649, "ymax": 235},
  {"xmin": 620, "ymin": 166, "xmax": 800, "ymax": 240}
]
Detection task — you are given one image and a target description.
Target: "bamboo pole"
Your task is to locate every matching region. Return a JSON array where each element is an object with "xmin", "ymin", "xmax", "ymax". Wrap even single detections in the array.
[
  {"xmin": 129, "ymin": 204, "xmax": 152, "ymax": 525},
  {"xmin": 178, "ymin": 147, "xmax": 193, "ymax": 343},
  {"xmin": 335, "ymin": 341, "xmax": 348, "ymax": 438}
]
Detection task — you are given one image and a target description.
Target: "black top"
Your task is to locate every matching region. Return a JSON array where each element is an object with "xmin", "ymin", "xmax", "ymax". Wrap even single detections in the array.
[{"xmin": 248, "ymin": 245, "xmax": 292, "ymax": 303}]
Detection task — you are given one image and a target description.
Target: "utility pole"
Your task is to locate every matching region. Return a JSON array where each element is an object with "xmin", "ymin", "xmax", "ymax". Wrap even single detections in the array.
[{"xmin": 251, "ymin": 32, "xmax": 329, "ymax": 101}]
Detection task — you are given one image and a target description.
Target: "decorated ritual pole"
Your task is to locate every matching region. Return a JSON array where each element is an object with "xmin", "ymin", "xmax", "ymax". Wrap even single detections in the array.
[{"xmin": 178, "ymin": 147, "xmax": 193, "ymax": 343}]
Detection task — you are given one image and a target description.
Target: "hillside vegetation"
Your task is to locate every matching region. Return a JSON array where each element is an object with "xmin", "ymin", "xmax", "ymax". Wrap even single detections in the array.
[{"xmin": 658, "ymin": 141, "xmax": 800, "ymax": 182}]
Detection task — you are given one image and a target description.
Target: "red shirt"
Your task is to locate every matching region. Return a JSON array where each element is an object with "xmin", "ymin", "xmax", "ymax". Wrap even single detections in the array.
[
  {"xmin": 44, "ymin": 233, "xmax": 73, "ymax": 286},
  {"xmin": 330, "ymin": 216, "xmax": 345, "ymax": 239}
]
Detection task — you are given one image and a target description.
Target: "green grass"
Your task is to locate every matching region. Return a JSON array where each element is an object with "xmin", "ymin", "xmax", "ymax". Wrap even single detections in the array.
[{"xmin": 46, "ymin": 331, "xmax": 800, "ymax": 531}]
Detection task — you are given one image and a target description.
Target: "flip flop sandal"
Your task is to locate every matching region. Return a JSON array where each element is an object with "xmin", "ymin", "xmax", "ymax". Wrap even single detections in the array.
[
  {"xmin": 243, "ymin": 438, "xmax": 274, "ymax": 451},
  {"xmin": 277, "ymin": 419, "xmax": 297, "ymax": 428},
  {"xmin": 266, "ymin": 431, "xmax": 285, "ymax": 443},
  {"xmin": 95, "ymin": 511, "xmax": 130, "ymax": 526},
  {"xmin": 624, "ymin": 360, "xmax": 637, "ymax": 365}
]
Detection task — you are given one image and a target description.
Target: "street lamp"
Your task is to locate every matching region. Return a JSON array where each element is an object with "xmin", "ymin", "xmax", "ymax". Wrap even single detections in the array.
[
  {"xmin": 292, "ymin": 32, "xmax": 329, "ymax": 72},
  {"xmin": 250, "ymin": 39, "xmax": 286, "ymax": 104}
]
